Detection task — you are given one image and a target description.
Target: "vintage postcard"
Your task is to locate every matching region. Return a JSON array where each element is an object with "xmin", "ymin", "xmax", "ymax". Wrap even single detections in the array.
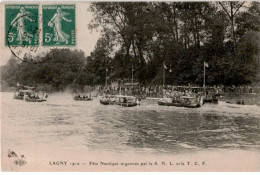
[{"xmin": 0, "ymin": 0, "xmax": 260, "ymax": 172}]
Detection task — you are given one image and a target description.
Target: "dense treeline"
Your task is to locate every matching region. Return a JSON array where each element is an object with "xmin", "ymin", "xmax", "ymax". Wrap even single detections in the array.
[
  {"xmin": 1, "ymin": 49, "xmax": 87, "ymax": 91},
  {"xmin": 1, "ymin": 2, "xmax": 260, "ymax": 91}
]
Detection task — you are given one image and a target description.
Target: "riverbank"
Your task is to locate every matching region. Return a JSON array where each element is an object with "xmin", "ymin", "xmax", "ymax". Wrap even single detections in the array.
[
  {"xmin": 219, "ymin": 93, "xmax": 260, "ymax": 106},
  {"xmin": 2, "ymin": 87, "xmax": 260, "ymax": 106}
]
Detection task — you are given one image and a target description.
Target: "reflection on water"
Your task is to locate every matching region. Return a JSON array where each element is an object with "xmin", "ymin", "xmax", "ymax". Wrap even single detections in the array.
[{"xmin": 1, "ymin": 92, "xmax": 260, "ymax": 154}]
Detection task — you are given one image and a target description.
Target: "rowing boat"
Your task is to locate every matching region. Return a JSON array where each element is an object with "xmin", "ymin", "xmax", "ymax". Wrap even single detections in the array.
[
  {"xmin": 74, "ymin": 97, "xmax": 93, "ymax": 101},
  {"xmin": 25, "ymin": 97, "xmax": 47, "ymax": 102}
]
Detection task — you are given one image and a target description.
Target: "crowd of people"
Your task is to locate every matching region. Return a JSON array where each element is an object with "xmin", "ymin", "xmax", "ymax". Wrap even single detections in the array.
[
  {"xmin": 83, "ymin": 84, "xmax": 260, "ymax": 98},
  {"xmin": 221, "ymin": 85, "xmax": 260, "ymax": 94}
]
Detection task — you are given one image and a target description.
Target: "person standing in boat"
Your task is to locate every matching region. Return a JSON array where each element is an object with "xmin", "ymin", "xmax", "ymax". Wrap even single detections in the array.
[
  {"xmin": 184, "ymin": 90, "xmax": 190, "ymax": 97},
  {"xmin": 23, "ymin": 93, "xmax": 28, "ymax": 100},
  {"xmin": 136, "ymin": 98, "xmax": 140, "ymax": 105},
  {"xmin": 205, "ymin": 90, "xmax": 209, "ymax": 99}
]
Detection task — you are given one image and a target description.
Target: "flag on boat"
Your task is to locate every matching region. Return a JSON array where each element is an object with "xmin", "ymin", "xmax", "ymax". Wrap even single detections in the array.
[{"xmin": 204, "ymin": 61, "xmax": 209, "ymax": 68}]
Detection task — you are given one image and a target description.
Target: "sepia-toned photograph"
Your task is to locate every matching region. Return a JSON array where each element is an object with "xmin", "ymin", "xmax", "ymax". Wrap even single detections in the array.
[{"xmin": 0, "ymin": 0, "xmax": 260, "ymax": 172}]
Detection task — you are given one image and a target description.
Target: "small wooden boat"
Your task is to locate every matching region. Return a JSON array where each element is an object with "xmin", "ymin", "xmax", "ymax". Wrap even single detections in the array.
[
  {"xmin": 202, "ymin": 91, "xmax": 219, "ymax": 104},
  {"xmin": 180, "ymin": 96, "xmax": 202, "ymax": 108},
  {"xmin": 14, "ymin": 95, "xmax": 24, "ymax": 100},
  {"xmin": 100, "ymin": 99, "xmax": 117, "ymax": 105},
  {"xmin": 203, "ymin": 98, "xmax": 218, "ymax": 104},
  {"xmin": 14, "ymin": 89, "xmax": 32, "ymax": 100},
  {"xmin": 182, "ymin": 103, "xmax": 201, "ymax": 108},
  {"xmin": 100, "ymin": 95, "xmax": 117, "ymax": 105},
  {"xmin": 157, "ymin": 100, "xmax": 183, "ymax": 107},
  {"xmin": 25, "ymin": 97, "xmax": 46, "ymax": 102},
  {"xmin": 117, "ymin": 102, "xmax": 137, "ymax": 107},
  {"xmin": 100, "ymin": 100, "xmax": 115, "ymax": 105},
  {"xmin": 116, "ymin": 95, "xmax": 139, "ymax": 107},
  {"xmin": 74, "ymin": 96, "xmax": 93, "ymax": 101},
  {"xmin": 226, "ymin": 100, "xmax": 245, "ymax": 105},
  {"xmin": 158, "ymin": 96, "xmax": 202, "ymax": 108}
]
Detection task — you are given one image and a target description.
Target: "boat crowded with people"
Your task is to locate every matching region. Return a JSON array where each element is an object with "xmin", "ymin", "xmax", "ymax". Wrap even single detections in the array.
[
  {"xmin": 14, "ymin": 84, "xmax": 48, "ymax": 102},
  {"xmin": 116, "ymin": 95, "xmax": 140, "ymax": 107},
  {"xmin": 157, "ymin": 98, "xmax": 183, "ymax": 107},
  {"xmin": 100, "ymin": 95, "xmax": 140, "ymax": 107},
  {"xmin": 181, "ymin": 96, "xmax": 202, "ymax": 108},
  {"xmin": 24, "ymin": 92, "xmax": 48, "ymax": 102},
  {"xmin": 171, "ymin": 86, "xmax": 219, "ymax": 104},
  {"xmin": 14, "ymin": 89, "xmax": 32, "ymax": 100},
  {"xmin": 158, "ymin": 95, "xmax": 202, "ymax": 108},
  {"xmin": 25, "ymin": 97, "xmax": 47, "ymax": 102},
  {"xmin": 74, "ymin": 94, "xmax": 93, "ymax": 101},
  {"xmin": 100, "ymin": 95, "xmax": 117, "ymax": 105},
  {"xmin": 14, "ymin": 84, "xmax": 36, "ymax": 100}
]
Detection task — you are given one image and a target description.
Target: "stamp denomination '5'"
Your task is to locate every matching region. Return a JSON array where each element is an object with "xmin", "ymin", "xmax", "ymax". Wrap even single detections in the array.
[{"xmin": 42, "ymin": 5, "xmax": 76, "ymax": 46}]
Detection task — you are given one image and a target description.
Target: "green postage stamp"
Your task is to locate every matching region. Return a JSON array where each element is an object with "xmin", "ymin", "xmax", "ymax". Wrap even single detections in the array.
[
  {"xmin": 42, "ymin": 5, "xmax": 76, "ymax": 46},
  {"xmin": 5, "ymin": 5, "xmax": 39, "ymax": 46}
]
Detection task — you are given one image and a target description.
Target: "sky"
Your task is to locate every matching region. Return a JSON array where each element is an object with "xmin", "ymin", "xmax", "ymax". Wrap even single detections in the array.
[{"xmin": 0, "ymin": 1, "xmax": 101, "ymax": 66}]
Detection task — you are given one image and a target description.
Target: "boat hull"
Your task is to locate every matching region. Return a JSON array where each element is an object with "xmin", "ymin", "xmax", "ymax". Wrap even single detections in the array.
[
  {"xmin": 100, "ymin": 100, "xmax": 116, "ymax": 105},
  {"xmin": 226, "ymin": 101, "xmax": 245, "ymax": 105},
  {"xmin": 157, "ymin": 101, "xmax": 183, "ymax": 107},
  {"xmin": 14, "ymin": 95, "xmax": 24, "ymax": 100},
  {"xmin": 183, "ymin": 103, "xmax": 201, "ymax": 108},
  {"xmin": 117, "ymin": 102, "xmax": 137, "ymax": 107},
  {"xmin": 158, "ymin": 100, "xmax": 201, "ymax": 108},
  {"xmin": 25, "ymin": 98, "xmax": 46, "ymax": 102},
  {"xmin": 74, "ymin": 97, "xmax": 93, "ymax": 101},
  {"xmin": 203, "ymin": 98, "xmax": 218, "ymax": 104}
]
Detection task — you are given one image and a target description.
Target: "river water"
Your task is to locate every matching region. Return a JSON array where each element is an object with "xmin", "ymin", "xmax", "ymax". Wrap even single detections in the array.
[{"xmin": 1, "ymin": 92, "xmax": 260, "ymax": 171}]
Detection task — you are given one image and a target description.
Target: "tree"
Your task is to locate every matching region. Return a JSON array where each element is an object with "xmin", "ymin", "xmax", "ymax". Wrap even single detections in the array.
[
  {"xmin": 218, "ymin": 1, "xmax": 246, "ymax": 56},
  {"xmin": 1, "ymin": 2, "xmax": 259, "ymax": 90},
  {"xmin": 235, "ymin": 2, "xmax": 260, "ymax": 40},
  {"xmin": 84, "ymin": 36, "xmax": 113, "ymax": 85}
]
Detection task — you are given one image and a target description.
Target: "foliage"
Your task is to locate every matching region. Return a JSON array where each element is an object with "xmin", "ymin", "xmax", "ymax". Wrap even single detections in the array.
[
  {"xmin": 1, "ymin": 49, "xmax": 87, "ymax": 91},
  {"xmin": 1, "ymin": 2, "xmax": 260, "ymax": 91}
]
